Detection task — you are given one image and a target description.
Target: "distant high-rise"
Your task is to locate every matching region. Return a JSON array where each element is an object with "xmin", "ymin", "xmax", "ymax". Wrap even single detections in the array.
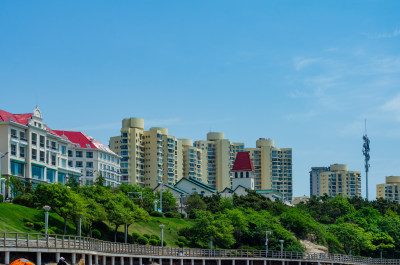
[
  {"xmin": 310, "ymin": 166, "xmax": 330, "ymax": 197},
  {"xmin": 311, "ymin": 164, "xmax": 361, "ymax": 198},
  {"xmin": 376, "ymin": 176, "xmax": 400, "ymax": 203}
]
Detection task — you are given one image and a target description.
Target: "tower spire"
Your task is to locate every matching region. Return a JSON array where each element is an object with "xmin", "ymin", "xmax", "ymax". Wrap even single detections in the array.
[{"xmin": 362, "ymin": 120, "xmax": 370, "ymax": 200}]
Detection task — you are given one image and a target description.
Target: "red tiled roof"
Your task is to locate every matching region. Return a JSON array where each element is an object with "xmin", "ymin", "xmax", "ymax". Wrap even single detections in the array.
[
  {"xmin": 232, "ymin": 152, "xmax": 254, "ymax": 172},
  {"xmin": 53, "ymin": 130, "xmax": 116, "ymax": 154},
  {"xmin": 0, "ymin": 109, "xmax": 32, "ymax": 126}
]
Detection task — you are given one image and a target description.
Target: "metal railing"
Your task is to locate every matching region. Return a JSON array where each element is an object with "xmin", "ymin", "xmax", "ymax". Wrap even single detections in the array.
[{"xmin": 0, "ymin": 232, "xmax": 399, "ymax": 265}]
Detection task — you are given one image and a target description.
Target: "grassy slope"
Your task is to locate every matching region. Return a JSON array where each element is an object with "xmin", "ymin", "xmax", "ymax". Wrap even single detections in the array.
[{"xmin": 0, "ymin": 203, "xmax": 193, "ymax": 247}]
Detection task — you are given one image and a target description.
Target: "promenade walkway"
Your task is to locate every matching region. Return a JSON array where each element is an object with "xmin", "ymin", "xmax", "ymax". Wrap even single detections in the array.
[{"xmin": 1, "ymin": 232, "xmax": 399, "ymax": 265}]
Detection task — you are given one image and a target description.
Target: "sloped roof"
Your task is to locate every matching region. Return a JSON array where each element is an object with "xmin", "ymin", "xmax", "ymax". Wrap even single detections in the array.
[
  {"xmin": 53, "ymin": 130, "xmax": 116, "ymax": 154},
  {"xmin": 155, "ymin": 183, "xmax": 189, "ymax": 195},
  {"xmin": 0, "ymin": 109, "xmax": 32, "ymax": 126},
  {"xmin": 176, "ymin": 177, "xmax": 217, "ymax": 193},
  {"xmin": 232, "ymin": 152, "xmax": 254, "ymax": 171}
]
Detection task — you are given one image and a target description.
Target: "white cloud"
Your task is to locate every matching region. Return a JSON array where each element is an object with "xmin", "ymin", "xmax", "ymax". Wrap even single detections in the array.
[
  {"xmin": 293, "ymin": 57, "xmax": 321, "ymax": 70},
  {"xmin": 366, "ymin": 29, "xmax": 400, "ymax": 39}
]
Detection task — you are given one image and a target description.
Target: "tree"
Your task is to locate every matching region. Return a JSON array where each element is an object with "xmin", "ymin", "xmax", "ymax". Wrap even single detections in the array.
[
  {"xmin": 328, "ymin": 223, "xmax": 374, "ymax": 255},
  {"xmin": 184, "ymin": 193, "xmax": 207, "ymax": 216},
  {"xmin": 30, "ymin": 183, "xmax": 86, "ymax": 234},
  {"xmin": 94, "ymin": 173, "xmax": 105, "ymax": 187}
]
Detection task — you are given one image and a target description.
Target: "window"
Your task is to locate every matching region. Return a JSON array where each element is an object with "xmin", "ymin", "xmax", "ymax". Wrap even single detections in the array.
[
  {"xmin": 31, "ymin": 165, "xmax": 44, "ymax": 180},
  {"xmin": 86, "ymin": 162, "xmax": 93, "ymax": 168},
  {"xmin": 11, "ymin": 144, "xmax": 16, "ymax": 156},
  {"xmin": 19, "ymin": 146, "xmax": 25, "ymax": 158},
  {"xmin": 19, "ymin": 131, "xmax": 26, "ymax": 141},
  {"xmin": 68, "ymin": 150, "xmax": 73, "ymax": 157},
  {"xmin": 76, "ymin": 161, "xmax": 83, "ymax": 167},
  {"xmin": 58, "ymin": 173, "xmax": 66, "ymax": 184},
  {"xmin": 32, "ymin": 149, "xmax": 37, "ymax": 160},
  {"xmin": 40, "ymin": 135, "xmax": 45, "ymax": 147},
  {"xmin": 11, "ymin": 129, "xmax": 17, "ymax": 138},
  {"xmin": 51, "ymin": 154, "xmax": 56, "ymax": 166},
  {"xmin": 61, "ymin": 145, "xmax": 66, "ymax": 155},
  {"xmin": 61, "ymin": 159, "xmax": 66, "ymax": 168},
  {"xmin": 47, "ymin": 169, "xmax": 56, "ymax": 183},
  {"xmin": 76, "ymin": 151, "xmax": 83, "ymax": 157},
  {"xmin": 31, "ymin": 133, "xmax": 37, "ymax": 145},
  {"xmin": 68, "ymin": 161, "xmax": 73, "ymax": 167},
  {"xmin": 40, "ymin": 151, "xmax": 45, "ymax": 162},
  {"xmin": 86, "ymin": 152, "xmax": 93, "ymax": 158},
  {"xmin": 10, "ymin": 161, "xmax": 24, "ymax": 177}
]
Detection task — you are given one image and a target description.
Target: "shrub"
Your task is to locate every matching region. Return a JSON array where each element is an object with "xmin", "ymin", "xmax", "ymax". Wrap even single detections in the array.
[
  {"xmin": 12, "ymin": 195, "xmax": 32, "ymax": 207},
  {"xmin": 164, "ymin": 212, "xmax": 181, "ymax": 218},
  {"xmin": 33, "ymin": 221, "xmax": 45, "ymax": 230},
  {"xmin": 176, "ymin": 241, "xmax": 184, "ymax": 247},
  {"xmin": 150, "ymin": 211, "xmax": 163, "ymax": 217},
  {"xmin": 132, "ymin": 232, "xmax": 141, "ymax": 243},
  {"xmin": 143, "ymin": 233, "xmax": 151, "ymax": 239},
  {"xmin": 177, "ymin": 236, "xmax": 188, "ymax": 244},
  {"xmin": 24, "ymin": 222, "xmax": 34, "ymax": 228},
  {"xmin": 162, "ymin": 240, "xmax": 167, "ymax": 246},
  {"xmin": 150, "ymin": 234, "xmax": 160, "ymax": 240},
  {"xmin": 92, "ymin": 229, "xmax": 101, "ymax": 239},
  {"xmin": 149, "ymin": 239, "xmax": 158, "ymax": 246},
  {"xmin": 40, "ymin": 228, "xmax": 55, "ymax": 234},
  {"xmin": 137, "ymin": 236, "xmax": 148, "ymax": 245},
  {"xmin": 0, "ymin": 194, "xmax": 3, "ymax": 202}
]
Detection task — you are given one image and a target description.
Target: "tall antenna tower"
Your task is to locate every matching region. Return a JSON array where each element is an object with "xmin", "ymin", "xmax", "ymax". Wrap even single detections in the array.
[{"xmin": 362, "ymin": 120, "xmax": 370, "ymax": 200}]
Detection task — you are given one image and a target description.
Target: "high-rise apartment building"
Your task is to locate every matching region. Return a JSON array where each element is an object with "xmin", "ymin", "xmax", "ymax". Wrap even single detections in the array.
[
  {"xmin": 314, "ymin": 164, "xmax": 361, "ymax": 197},
  {"xmin": 310, "ymin": 166, "xmax": 330, "ymax": 197},
  {"xmin": 110, "ymin": 118, "xmax": 185, "ymax": 187},
  {"xmin": 245, "ymin": 138, "xmax": 293, "ymax": 201},
  {"xmin": 194, "ymin": 132, "xmax": 244, "ymax": 191},
  {"xmin": 376, "ymin": 176, "xmax": 400, "ymax": 203},
  {"xmin": 0, "ymin": 107, "xmax": 81, "ymax": 184},
  {"xmin": 180, "ymin": 139, "xmax": 206, "ymax": 183},
  {"xmin": 53, "ymin": 131, "xmax": 121, "ymax": 187}
]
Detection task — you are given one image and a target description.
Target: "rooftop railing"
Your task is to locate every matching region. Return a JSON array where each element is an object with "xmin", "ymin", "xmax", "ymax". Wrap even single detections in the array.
[{"xmin": 0, "ymin": 232, "xmax": 399, "ymax": 265}]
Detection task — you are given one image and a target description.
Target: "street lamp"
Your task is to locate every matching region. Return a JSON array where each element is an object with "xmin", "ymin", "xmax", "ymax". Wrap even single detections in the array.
[
  {"xmin": 154, "ymin": 200, "xmax": 158, "ymax": 212},
  {"xmin": 78, "ymin": 214, "xmax": 82, "ymax": 236},
  {"xmin": 265, "ymin": 231, "xmax": 271, "ymax": 257},
  {"xmin": 279, "ymin": 240, "xmax": 284, "ymax": 258},
  {"xmin": 159, "ymin": 180, "xmax": 163, "ymax": 213},
  {"xmin": 209, "ymin": 236, "xmax": 213, "ymax": 257},
  {"xmin": 43, "ymin": 205, "xmax": 51, "ymax": 235},
  {"xmin": 159, "ymin": 224, "xmax": 165, "ymax": 247}
]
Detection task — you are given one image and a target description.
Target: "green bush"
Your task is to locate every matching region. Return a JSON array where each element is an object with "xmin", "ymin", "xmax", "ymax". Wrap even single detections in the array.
[
  {"xmin": 137, "ymin": 236, "xmax": 148, "ymax": 245},
  {"xmin": 149, "ymin": 239, "xmax": 158, "ymax": 246},
  {"xmin": 150, "ymin": 211, "xmax": 163, "ymax": 217},
  {"xmin": 143, "ymin": 233, "xmax": 151, "ymax": 239},
  {"xmin": 0, "ymin": 194, "xmax": 3, "ymax": 202},
  {"xmin": 164, "ymin": 212, "xmax": 181, "ymax": 218},
  {"xmin": 162, "ymin": 240, "xmax": 167, "ymax": 246},
  {"xmin": 24, "ymin": 222, "xmax": 34, "ymax": 228},
  {"xmin": 12, "ymin": 195, "xmax": 32, "ymax": 207},
  {"xmin": 177, "ymin": 236, "xmax": 188, "ymax": 244},
  {"xmin": 150, "ymin": 234, "xmax": 160, "ymax": 240},
  {"xmin": 176, "ymin": 241, "xmax": 184, "ymax": 247},
  {"xmin": 33, "ymin": 221, "xmax": 45, "ymax": 230},
  {"xmin": 132, "ymin": 232, "xmax": 141, "ymax": 243},
  {"xmin": 92, "ymin": 229, "xmax": 101, "ymax": 239},
  {"xmin": 40, "ymin": 228, "xmax": 55, "ymax": 234}
]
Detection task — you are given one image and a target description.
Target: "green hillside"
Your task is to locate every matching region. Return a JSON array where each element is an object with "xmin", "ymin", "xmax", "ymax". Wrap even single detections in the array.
[{"xmin": 0, "ymin": 203, "xmax": 193, "ymax": 247}]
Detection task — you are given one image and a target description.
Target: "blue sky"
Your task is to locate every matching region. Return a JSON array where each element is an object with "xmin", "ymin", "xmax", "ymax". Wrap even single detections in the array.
[{"xmin": 1, "ymin": 1, "xmax": 400, "ymax": 198}]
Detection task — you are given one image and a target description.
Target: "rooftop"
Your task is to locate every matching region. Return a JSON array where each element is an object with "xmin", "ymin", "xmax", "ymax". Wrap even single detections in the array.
[{"xmin": 232, "ymin": 152, "xmax": 254, "ymax": 171}]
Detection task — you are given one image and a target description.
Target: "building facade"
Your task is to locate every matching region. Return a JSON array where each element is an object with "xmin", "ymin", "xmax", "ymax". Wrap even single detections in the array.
[
  {"xmin": 245, "ymin": 138, "xmax": 293, "ymax": 201},
  {"xmin": 0, "ymin": 107, "xmax": 81, "ymax": 186},
  {"xmin": 376, "ymin": 176, "xmax": 400, "ymax": 203},
  {"xmin": 53, "ymin": 131, "xmax": 121, "ymax": 187},
  {"xmin": 317, "ymin": 164, "xmax": 361, "ymax": 198},
  {"xmin": 310, "ymin": 166, "xmax": 330, "ymax": 197}
]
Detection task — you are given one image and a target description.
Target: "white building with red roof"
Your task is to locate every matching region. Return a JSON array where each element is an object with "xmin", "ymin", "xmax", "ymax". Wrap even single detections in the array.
[
  {"xmin": 0, "ymin": 107, "xmax": 81, "ymax": 193},
  {"xmin": 53, "ymin": 130, "xmax": 121, "ymax": 187},
  {"xmin": 231, "ymin": 151, "xmax": 255, "ymax": 191}
]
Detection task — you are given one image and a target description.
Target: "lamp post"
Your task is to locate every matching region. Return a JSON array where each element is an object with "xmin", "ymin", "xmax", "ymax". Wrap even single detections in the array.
[
  {"xmin": 279, "ymin": 240, "xmax": 284, "ymax": 258},
  {"xmin": 154, "ymin": 200, "xmax": 158, "ymax": 212},
  {"xmin": 265, "ymin": 231, "xmax": 271, "ymax": 257},
  {"xmin": 159, "ymin": 224, "xmax": 165, "ymax": 247},
  {"xmin": 180, "ymin": 194, "xmax": 184, "ymax": 214},
  {"xmin": 43, "ymin": 205, "xmax": 51, "ymax": 235},
  {"xmin": 78, "ymin": 214, "xmax": 82, "ymax": 236},
  {"xmin": 159, "ymin": 180, "xmax": 163, "ymax": 213},
  {"xmin": 209, "ymin": 236, "xmax": 213, "ymax": 257}
]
